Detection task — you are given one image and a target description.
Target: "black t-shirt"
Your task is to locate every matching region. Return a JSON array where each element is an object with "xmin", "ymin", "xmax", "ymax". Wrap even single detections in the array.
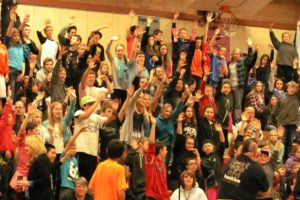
[
  {"xmin": 132, "ymin": 112, "xmax": 144, "ymax": 132},
  {"xmin": 218, "ymin": 154, "xmax": 269, "ymax": 200},
  {"xmin": 99, "ymin": 117, "xmax": 120, "ymax": 160}
]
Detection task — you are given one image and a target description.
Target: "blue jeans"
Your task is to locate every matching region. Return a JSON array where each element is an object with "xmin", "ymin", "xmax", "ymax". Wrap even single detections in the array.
[{"xmin": 9, "ymin": 67, "xmax": 21, "ymax": 101}]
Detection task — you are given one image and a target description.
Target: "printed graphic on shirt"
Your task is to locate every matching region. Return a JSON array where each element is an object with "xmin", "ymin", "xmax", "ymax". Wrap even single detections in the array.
[
  {"xmin": 223, "ymin": 159, "xmax": 250, "ymax": 186},
  {"xmin": 68, "ymin": 160, "xmax": 79, "ymax": 181}
]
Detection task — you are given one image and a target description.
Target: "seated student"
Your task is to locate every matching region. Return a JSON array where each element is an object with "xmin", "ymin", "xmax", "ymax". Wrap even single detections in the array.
[
  {"xmin": 286, "ymin": 162, "xmax": 300, "ymax": 199},
  {"xmin": 72, "ymin": 177, "xmax": 93, "ymax": 200},
  {"xmin": 171, "ymin": 170, "xmax": 207, "ymax": 200},
  {"xmin": 285, "ymin": 145, "xmax": 300, "ymax": 176},
  {"xmin": 273, "ymin": 164, "xmax": 287, "ymax": 200},
  {"xmin": 89, "ymin": 140, "xmax": 127, "ymax": 200},
  {"xmin": 185, "ymin": 157, "xmax": 205, "ymax": 190}
]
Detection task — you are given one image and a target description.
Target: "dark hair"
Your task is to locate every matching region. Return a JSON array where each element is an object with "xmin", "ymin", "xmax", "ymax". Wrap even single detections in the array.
[
  {"xmin": 45, "ymin": 143, "xmax": 55, "ymax": 153},
  {"xmin": 241, "ymin": 138, "xmax": 257, "ymax": 154},
  {"xmin": 67, "ymin": 26, "xmax": 77, "ymax": 33},
  {"xmin": 233, "ymin": 141, "xmax": 243, "ymax": 151},
  {"xmin": 130, "ymin": 25, "xmax": 137, "ymax": 34},
  {"xmin": 259, "ymin": 54, "xmax": 270, "ymax": 66},
  {"xmin": 25, "ymin": 122, "xmax": 37, "ymax": 132},
  {"xmin": 107, "ymin": 139, "xmax": 124, "ymax": 159},
  {"xmin": 93, "ymin": 31, "xmax": 102, "ymax": 39},
  {"xmin": 155, "ymin": 141, "xmax": 166, "ymax": 156},
  {"xmin": 153, "ymin": 29, "xmax": 163, "ymax": 35}
]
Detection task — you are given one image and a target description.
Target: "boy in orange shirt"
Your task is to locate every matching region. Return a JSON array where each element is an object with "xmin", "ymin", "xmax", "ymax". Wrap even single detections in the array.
[{"xmin": 89, "ymin": 139, "xmax": 127, "ymax": 200}]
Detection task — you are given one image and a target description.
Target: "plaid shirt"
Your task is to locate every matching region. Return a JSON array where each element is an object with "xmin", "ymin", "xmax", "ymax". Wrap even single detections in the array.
[{"xmin": 228, "ymin": 47, "xmax": 254, "ymax": 87}]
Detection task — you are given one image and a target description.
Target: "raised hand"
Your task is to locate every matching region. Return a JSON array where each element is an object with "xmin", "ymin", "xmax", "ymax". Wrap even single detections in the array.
[
  {"xmin": 36, "ymin": 91, "xmax": 45, "ymax": 102},
  {"xmin": 177, "ymin": 112, "xmax": 185, "ymax": 122},
  {"xmin": 44, "ymin": 18, "xmax": 51, "ymax": 26},
  {"xmin": 186, "ymin": 95, "xmax": 196, "ymax": 106},
  {"xmin": 195, "ymin": 90, "xmax": 203, "ymax": 101},
  {"xmin": 214, "ymin": 123, "xmax": 223, "ymax": 132},
  {"xmin": 173, "ymin": 12, "xmax": 180, "ymax": 21},
  {"xmin": 10, "ymin": 9, "xmax": 16, "ymax": 21},
  {"xmin": 254, "ymin": 44, "xmax": 259, "ymax": 52},
  {"xmin": 206, "ymin": 12, "xmax": 214, "ymax": 23},
  {"xmin": 247, "ymin": 38, "xmax": 253, "ymax": 46},
  {"xmin": 67, "ymin": 88, "xmax": 76, "ymax": 101},
  {"xmin": 182, "ymin": 90, "xmax": 189, "ymax": 101},
  {"xmin": 241, "ymin": 112, "xmax": 248, "ymax": 122},
  {"xmin": 110, "ymin": 36, "xmax": 119, "ymax": 41},
  {"xmin": 147, "ymin": 16, "xmax": 153, "ymax": 26},
  {"xmin": 88, "ymin": 58, "xmax": 96, "ymax": 69},
  {"xmin": 129, "ymin": 10, "xmax": 135, "ymax": 19},
  {"xmin": 69, "ymin": 16, "xmax": 75, "ymax": 25},
  {"xmin": 252, "ymin": 119, "xmax": 261, "ymax": 130},
  {"xmin": 23, "ymin": 14, "xmax": 30, "ymax": 24},
  {"xmin": 277, "ymin": 125, "xmax": 284, "ymax": 138},
  {"xmin": 268, "ymin": 44, "xmax": 274, "ymax": 50}
]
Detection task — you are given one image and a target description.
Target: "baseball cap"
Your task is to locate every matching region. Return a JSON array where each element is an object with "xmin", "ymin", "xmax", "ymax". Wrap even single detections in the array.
[{"xmin": 80, "ymin": 96, "xmax": 95, "ymax": 106}]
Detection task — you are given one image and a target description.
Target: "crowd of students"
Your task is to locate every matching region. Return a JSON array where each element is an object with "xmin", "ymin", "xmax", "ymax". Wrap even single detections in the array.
[{"xmin": 0, "ymin": 0, "xmax": 300, "ymax": 199}]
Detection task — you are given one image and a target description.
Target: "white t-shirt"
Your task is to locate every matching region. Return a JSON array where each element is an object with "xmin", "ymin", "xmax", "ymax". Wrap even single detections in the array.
[
  {"xmin": 85, "ymin": 86, "xmax": 107, "ymax": 100},
  {"xmin": 74, "ymin": 110, "xmax": 107, "ymax": 156},
  {"xmin": 53, "ymin": 124, "xmax": 64, "ymax": 153},
  {"xmin": 229, "ymin": 62, "xmax": 238, "ymax": 87}
]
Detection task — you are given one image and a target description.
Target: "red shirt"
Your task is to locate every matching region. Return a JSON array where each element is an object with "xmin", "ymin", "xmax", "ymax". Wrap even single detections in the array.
[
  {"xmin": 145, "ymin": 144, "xmax": 170, "ymax": 200},
  {"xmin": 0, "ymin": 43, "xmax": 8, "ymax": 75}
]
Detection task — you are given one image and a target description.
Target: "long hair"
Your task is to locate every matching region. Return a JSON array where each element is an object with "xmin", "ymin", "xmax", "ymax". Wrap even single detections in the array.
[
  {"xmin": 25, "ymin": 135, "xmax": 47, "ymax": 157},
  {"xmin": 48, "ymin": 102, "xmax": 64, "ymax": 135}
]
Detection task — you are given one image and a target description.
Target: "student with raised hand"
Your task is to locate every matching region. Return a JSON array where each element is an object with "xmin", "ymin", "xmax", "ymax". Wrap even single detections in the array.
[
  {"xmin": 74, "ymin": 91, "xmax": 107, "ymax": 181},
  {"xmin": 5, "ymin": 12, "xmax": 25, "ymax": 101},
  {"xmin": 156, "ymin": 89, "xmax": 187, "ymax": 165},
  {"xmin": 88, "ymin": 29, "xmax": 105, "ymax": 63},
  {"xmin": 37, "ymin": 18, "xmax": 59, "ymax": 66},
  {"xmin": 9, "ymin": 103, "xmax": 37, "ymax": 200},
  {"xmin": 227, "ymin": 38, "xmax": 254, "ymax": 123},
  {"xmin": 50, "ymin": 46, "xmax": 67, "ymax": 104},
  {"xmin": 89, "ymin": 140, "xmax": 127, "ymax": 200},
  {"xmin": 269, "ymin": 21, "xmax": 298, "ymax": 82},
  {"xmin": 120, "ymin": 81, "xmax": 150, "ymax": 146},
  {"xmin": 58, "ymin": 16, "xmax": 77, "ymax": 48},
  {"xmin": 42, "ymin": 88, "xmax": 76, "ymax": 155},
  {"xmin": 145, "ymin": 115, "xmax": 170, "ymax": 200},
  {"xmin": 140, "ymin": 16, "xmax": 160, "ymax": 71},
  {"xmin": 1, "ymin": 0, "xmax": 21, "ymax": 36},
  {"xmin": 58, "ymin": 126, "xmax": 88, "ymax": 200},
  {"xmin": 272, "ymin": 81, "xmax": 300, "ymax": 161},
  {"xmin": 126, "ymin": 9, "xmax": 138, "ymax": 59}
]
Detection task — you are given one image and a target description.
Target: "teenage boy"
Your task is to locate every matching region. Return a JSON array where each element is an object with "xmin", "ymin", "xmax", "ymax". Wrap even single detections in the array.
[
  {"xmin": 273, "ymin": 81, "xmax": 300, "ymax": 161},
  {"xmin": 89, "ymin": 139, "xmax": 127, "ymax": 200},
  {"xmin": 74, "ymin": 93, "xmax": 107, "ymax": 181},
  {"xmin": 145, "ymin": 115, "xmax": 170, "ymax": 200},
  {"xmin": 124, "ymin": 136, "xmax": 149, "ymax": 200}
]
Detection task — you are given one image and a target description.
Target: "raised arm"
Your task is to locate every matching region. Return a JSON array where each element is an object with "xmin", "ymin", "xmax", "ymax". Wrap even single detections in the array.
[
  {"xmin": 64, "ymin": 126, "xmax": 87, "ymax": 153},
  {"xmin": 141, "ymin": 16, "xmax": 152, "ymax": 52},
  {"xmin": 151, "ymin": 79, "xmax": 165, "ymax": 113},
  {"xmin": 118, "ymin": 86, "xmax": 134, "ymax": 122},
  {"xmin": 148, "ymin": 115, "xmax": 156, "ymax": 144},
  {"xmin": 269, "ymin": 22, "xmax": 280, "ymax": 50}
]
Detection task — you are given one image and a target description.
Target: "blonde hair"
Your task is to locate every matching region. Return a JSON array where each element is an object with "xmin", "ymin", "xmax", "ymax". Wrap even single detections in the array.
[
  {"xmin": 49, "ymin": 102, "xmax": 64, "ymax": 134},
  {"xmin": 25, "ymin": 135, "xmax": 47, "ymax": 156},
  {"xmin": 10, "ymin": 28, "xmax": 22, "ymax": 46},
  {"xmin": 286, "ymin": 81, "xmax": 298, "ymax": 89},
  {"xmin": 31, "ymin": 110, "xmax": 43, "ymax": 125}
]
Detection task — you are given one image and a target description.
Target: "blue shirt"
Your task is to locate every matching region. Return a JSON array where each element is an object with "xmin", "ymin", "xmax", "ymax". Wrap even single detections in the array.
[
  {"xmin": 4, "ymin": 37, "xmax": 24, "ymax": 70},
  {"xmin": 210, "ymin": 53, "xmax": 222, "ymax": 83},
  {"xmin": 60, "ymin": 153, "xmax": 79, "ymax": 189}
]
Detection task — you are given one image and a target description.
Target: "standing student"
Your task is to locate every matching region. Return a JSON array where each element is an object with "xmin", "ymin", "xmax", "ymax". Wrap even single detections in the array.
[
  {"xmin": 145, "ymin": 115, "xmax": 170, "ymax": 200},
  {"xmin": 74, "ymin": 93, "xmax": 107, "ymax": 181},
  {"xmin": 272, "ymin": 81, "xmax": 300, "ymax": 161},
  {"xmin": 269, "ymin": 22, "xmax": 298, "ymax": 82},
  {"xmin": 89, "ymin": 140, "xmax": 127, "ymax": 200}
]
